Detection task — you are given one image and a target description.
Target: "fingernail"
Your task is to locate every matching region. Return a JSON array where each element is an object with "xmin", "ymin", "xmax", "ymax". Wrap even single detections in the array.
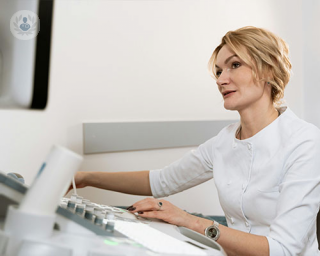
[
  {"xmin": 128, "ymin": 207, "xmax": 136, "ymax": 211},
  {"xmin": 126, "ymin": 205, "xmax": 133, "ymax": 210},
  {"xmin": 138, "ymin": 211, "xmax": 143, "ymax": 214}
]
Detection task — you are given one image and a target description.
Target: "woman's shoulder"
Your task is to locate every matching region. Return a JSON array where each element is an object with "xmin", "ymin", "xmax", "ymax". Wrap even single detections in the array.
[
  {"xmin": 210, "ymin": 121, "xmax": 240, "ymax": 144},
  {"xmin": 217, "ymin": 121, "xmax": 239, "ymax": 137},
  {"xmin": 280, "ymin": 106, "xmax": 320, "ymax": 141},
  {"xmin": 200, "ymin": 121, "xmax": 239, "ymax": 148}
]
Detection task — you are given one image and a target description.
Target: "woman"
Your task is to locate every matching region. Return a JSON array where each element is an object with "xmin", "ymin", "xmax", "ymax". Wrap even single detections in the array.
[{"xmin": 72, "ymin": 27, "xmax": 320, "ymax": 255}]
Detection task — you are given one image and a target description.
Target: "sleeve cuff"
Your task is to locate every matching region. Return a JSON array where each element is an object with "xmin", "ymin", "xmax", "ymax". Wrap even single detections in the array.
[
  {"xmin": 149, "ymin": 169, "xmax": 166, "ymax": 198},
  {"xmin": 266, "ymin": 236, "xmax": 285, "ymax": 256}
]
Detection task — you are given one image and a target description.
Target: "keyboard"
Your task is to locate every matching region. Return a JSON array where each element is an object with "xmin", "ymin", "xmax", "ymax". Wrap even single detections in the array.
[
  {"xmin": 1, "ymin": 173, "xmax": 225, "ymax": 256},
  {"xmin": 60, "ymin": 195, "xmax": 145, "ymax": 223},
  {"xmin": 60, "ymin": 195, "xmax": 223, "ymax": 256}
]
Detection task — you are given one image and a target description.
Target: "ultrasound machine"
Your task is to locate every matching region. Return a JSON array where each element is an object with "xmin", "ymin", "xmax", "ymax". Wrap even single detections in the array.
[
  {"xmin": 0, "ymin": 169, "xmax": 226, "ymax": 256},
  {"xmin": 0, "ymin": 1, "xmax": 226, "ymax": 255}
]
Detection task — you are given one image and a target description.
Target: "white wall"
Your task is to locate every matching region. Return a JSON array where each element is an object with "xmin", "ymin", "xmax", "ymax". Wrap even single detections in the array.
[
  {"xmin": 303, "ymin": 0, "xmax": 320, "ymax": 127},
  {"xmin": 0, "ymin": 0, "xmax": 310, "ymax": 215}
]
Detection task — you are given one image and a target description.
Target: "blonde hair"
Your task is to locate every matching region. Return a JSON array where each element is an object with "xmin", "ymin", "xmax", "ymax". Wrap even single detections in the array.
[{"xmin": 208, "ymin": 26, "xmax": 292, "ymax": 105}]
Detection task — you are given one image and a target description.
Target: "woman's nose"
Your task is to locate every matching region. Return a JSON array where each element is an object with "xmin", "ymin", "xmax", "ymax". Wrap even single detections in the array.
[{"xmin": 216, "ymin": 69, "xmax": 231, "ymax": 86}]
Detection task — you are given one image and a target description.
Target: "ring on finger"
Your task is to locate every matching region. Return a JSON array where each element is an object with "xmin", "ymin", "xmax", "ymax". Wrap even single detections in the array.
[{"xmin": 157, "ymin": 201, "xmax": 163, "ymax": 211}]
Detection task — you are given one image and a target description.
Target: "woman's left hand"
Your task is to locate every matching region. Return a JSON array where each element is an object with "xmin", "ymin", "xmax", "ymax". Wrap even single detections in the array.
[{"xmin": 126, "ymin": 198, "xmax": 193, "ymax": 227}]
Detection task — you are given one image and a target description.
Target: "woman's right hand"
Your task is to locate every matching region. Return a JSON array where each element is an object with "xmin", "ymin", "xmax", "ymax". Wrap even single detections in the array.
[{"xmin": 65, "ymin": 171, "xmax": 88, "ymax": 195}]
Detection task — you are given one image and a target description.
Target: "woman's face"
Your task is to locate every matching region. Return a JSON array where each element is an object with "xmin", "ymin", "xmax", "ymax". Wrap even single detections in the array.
[{"xmin": 215, "ymin": 45, "xmax": 269, "ymax": 112}]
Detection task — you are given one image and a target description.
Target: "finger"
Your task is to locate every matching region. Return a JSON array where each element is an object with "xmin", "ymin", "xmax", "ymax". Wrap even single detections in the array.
[
  {"xmin": 126, "ymin": 198, "xmax": 149, "ymax": 211},
  {"xmin": 137, "ymin": 210, "xmax": 165, "ymax": 220},
  {"xmin": 130, "ymin": 203, "xmax": 158, "ymax": 213},
  {"xmin": 64, "ymin": 185, "xmax": 73, "ymax": 196},
  {"xmin": 130, "ymin": 199, "xmax": 161, "ymax": 213}
]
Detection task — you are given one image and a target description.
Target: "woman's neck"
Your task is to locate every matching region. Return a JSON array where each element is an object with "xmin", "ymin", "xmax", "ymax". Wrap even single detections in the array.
[{"xmin": 238, "ymin": 105, "xmax": 279, "ymax": 140}]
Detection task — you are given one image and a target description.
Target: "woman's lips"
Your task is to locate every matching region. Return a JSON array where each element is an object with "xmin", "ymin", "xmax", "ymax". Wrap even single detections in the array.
[{"xmin": 223, "ymin": 91, "xmax": 236, "ymax": 98}]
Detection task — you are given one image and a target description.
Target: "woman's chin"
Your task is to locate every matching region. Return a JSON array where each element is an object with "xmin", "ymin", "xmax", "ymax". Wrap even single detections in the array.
[{"xmin": 224, "ymin": 103, "xmax": 238, "ymax": 111}]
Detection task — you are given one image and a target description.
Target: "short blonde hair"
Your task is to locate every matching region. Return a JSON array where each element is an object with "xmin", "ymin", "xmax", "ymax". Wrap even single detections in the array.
[{"xmin": 208, "ymin": 26, "xmax": 292, "ymax": 105}]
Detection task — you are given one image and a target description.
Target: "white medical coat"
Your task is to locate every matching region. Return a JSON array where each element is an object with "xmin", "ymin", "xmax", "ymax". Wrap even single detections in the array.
[{"xmin": 150, "ymin": 107, "xmax": 320, "ymax": 255}]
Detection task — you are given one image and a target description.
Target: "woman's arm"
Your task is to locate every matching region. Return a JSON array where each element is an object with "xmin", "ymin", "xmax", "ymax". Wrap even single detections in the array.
[
  {"xmin": 68, "ymin": 171, "xmax": 152, "ymax": 196},
  {"xmin": 69, "ymin": 136, "xmax": 216, "ymax": 197},
  {"xmin": 128, "ymin": 198, "xmax": 269, "ymax": 256},
  {"xmin": 189, "ymin": 216, "xmax": 269, "ymax": 256}
]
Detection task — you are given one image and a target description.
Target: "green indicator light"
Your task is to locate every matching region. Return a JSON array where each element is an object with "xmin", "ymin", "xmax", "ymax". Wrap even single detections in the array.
[{"xmin": 104, "ymin": 239, "xmax": 119, "ymax": 246}]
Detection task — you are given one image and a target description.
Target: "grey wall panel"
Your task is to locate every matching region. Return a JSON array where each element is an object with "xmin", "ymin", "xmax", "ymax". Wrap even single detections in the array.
[{"xmin": 83, "ymin": 120, "xmax": 238, "ymax": 154}]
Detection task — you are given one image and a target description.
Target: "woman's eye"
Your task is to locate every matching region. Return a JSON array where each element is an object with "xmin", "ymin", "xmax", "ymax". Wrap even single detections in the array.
[
  {"xmin": 232, "ymin": 62, "xmax": 241, "ymax": 69},
  {"xmin": 216, "ymin": 70, "xmax": 222, "ymax": 77}
]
